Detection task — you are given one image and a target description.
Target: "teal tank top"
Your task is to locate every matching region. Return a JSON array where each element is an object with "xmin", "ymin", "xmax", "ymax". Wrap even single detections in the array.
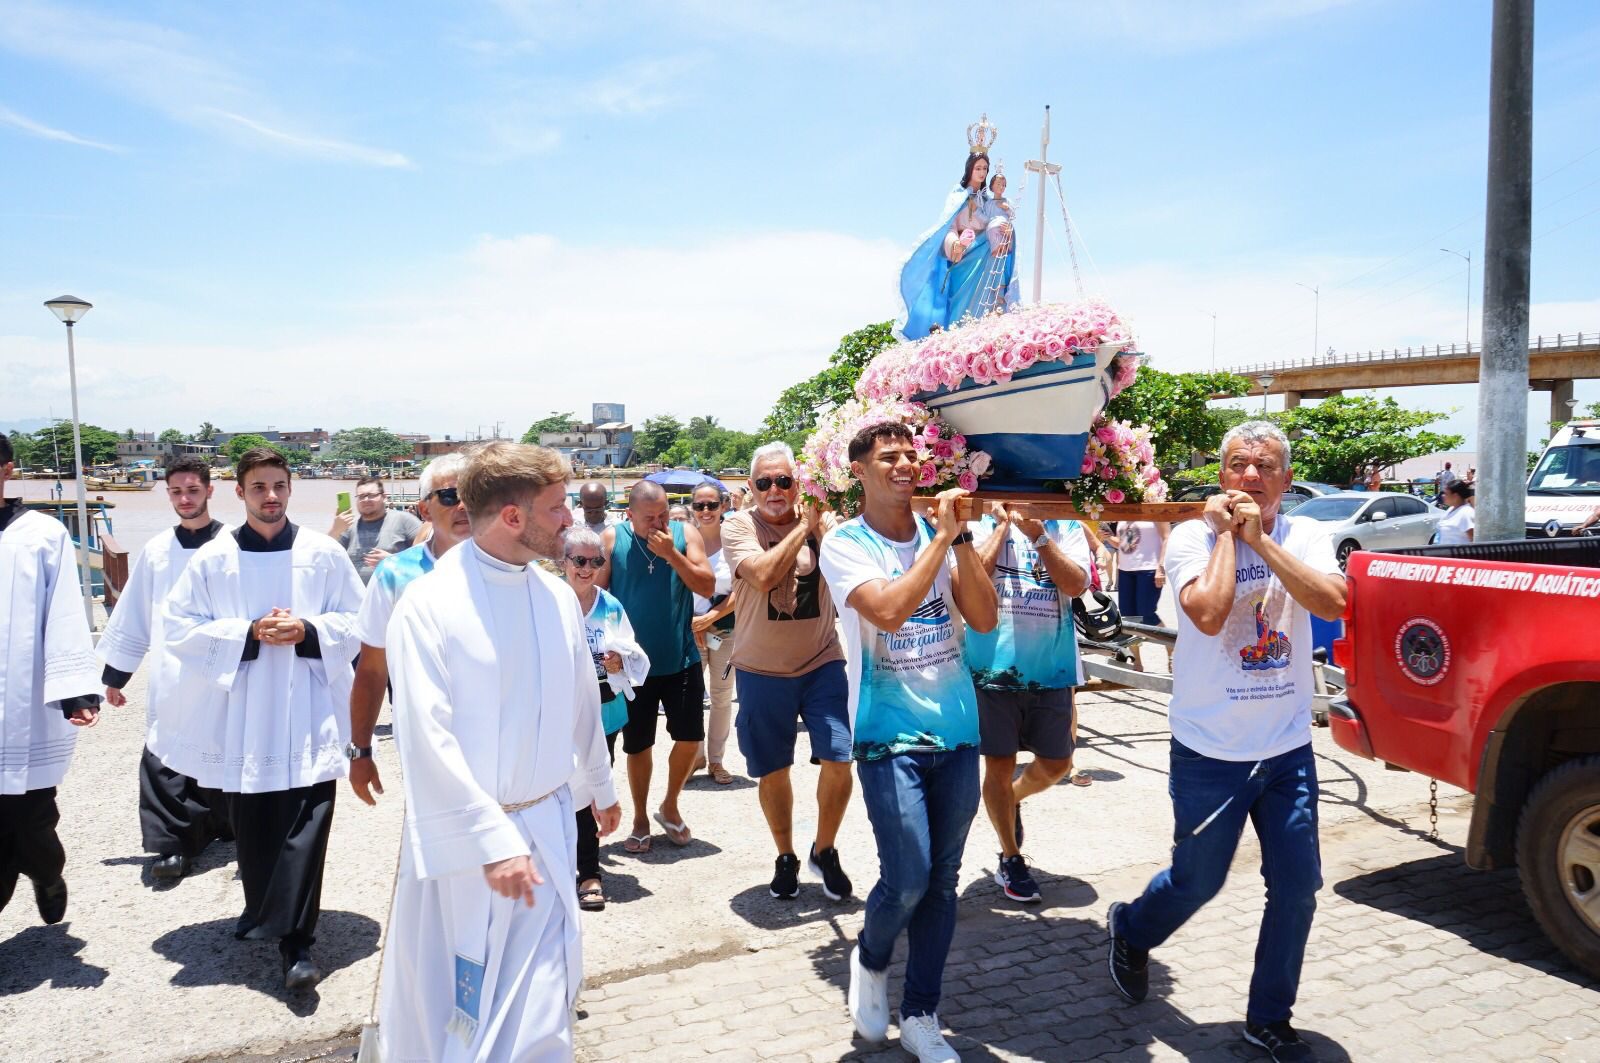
[{"xmin": 609, "ymin": 521, "xmax": 700, "ymax": 676}]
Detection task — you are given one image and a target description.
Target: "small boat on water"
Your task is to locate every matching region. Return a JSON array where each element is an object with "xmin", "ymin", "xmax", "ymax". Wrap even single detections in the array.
[
  {"xmin": 18, "ymin": 498, "xmax": 129, "ymax": 606},
  {"xmin": 84, "ymin": 474, "xmax": 155, "ymax": 492}
]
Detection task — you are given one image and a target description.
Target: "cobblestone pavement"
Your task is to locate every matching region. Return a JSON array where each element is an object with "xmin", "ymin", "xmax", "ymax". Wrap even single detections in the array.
[{"xmin": 5, "ymin": 661, "xmax": 1598, "ymax": 1062}]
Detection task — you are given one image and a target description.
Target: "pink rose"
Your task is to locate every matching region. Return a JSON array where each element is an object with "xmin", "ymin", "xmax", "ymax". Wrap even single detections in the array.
[
  {"xmin": 959, "ymin": 229, "xmax": 976, "ymax": 247},
  {"xmin": 1081, "ymin": 457, "xmax": 1096, "ymax": 475},
  {"xmin": 958, "ymin": 470, "xmax": 978, "ymax": 492},
  {"xmin": 933, "ymin": 439, "xmax": 955, "ymax": 459},
  {"xmin": 1105, "ymin": 488, "xmax": 1125, "ymax": 504},
  {"xmin": 1144, "ymin": 465, "xmax": 1162, "ymax": 484},
  {"xmin": 924, "ymin": 423, "xmax": 941, "ymax": 441},
  {"xmin": 918, "ymin": 462, "xmax": 938, "ymax": 487},
  {"xmin": 1096, "ymin": 425, "xmax": 1118, "ymax": 445},
  {"xmin": 1097, "ymin": 465, "xmax": 1116, "ymax": 480},
  {"xmin": 952, "ymin": 434, "xmax": 967, "ymax": 450}
]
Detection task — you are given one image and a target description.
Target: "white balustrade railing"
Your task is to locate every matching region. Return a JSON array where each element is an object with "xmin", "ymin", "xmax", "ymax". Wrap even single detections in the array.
[{"xmin": 1228, "ymin": 331, "xmax": 1596, "ymax": 375}]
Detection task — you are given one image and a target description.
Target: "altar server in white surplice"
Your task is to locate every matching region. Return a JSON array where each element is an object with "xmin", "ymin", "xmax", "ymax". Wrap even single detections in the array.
[
  {"xmin": 164, "ymin": 447, "xmax": 364, "ymax": 992},
  {"xmin": 0, "ymin": 434, "xmax": 102, "ymax": 927},
  {"xmin": 378, "ymin": 442, "xmax": 621, "ymax": 1063},
  {"xmin": 98, "ymin": 454, "xmax": 232, "ymax": 883}
]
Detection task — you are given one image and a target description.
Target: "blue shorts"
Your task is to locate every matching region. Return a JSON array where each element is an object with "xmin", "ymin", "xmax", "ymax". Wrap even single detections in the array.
[{"xmin": 735, "ymin": 660, "xmax": 852, "ymax": 778}]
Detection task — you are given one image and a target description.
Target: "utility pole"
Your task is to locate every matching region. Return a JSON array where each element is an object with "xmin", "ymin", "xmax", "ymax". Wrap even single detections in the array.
[
  {"xmin": 1024, "ymin": 106, "xmax": 1060, "ymax": 305},
  {"xmin": 1207, "ymin": 311, "xmax": 1217, "ymax": 371},
  {"xmin": 1476, "ymin": 0, "xmax": 1534, "ymax": 542}
]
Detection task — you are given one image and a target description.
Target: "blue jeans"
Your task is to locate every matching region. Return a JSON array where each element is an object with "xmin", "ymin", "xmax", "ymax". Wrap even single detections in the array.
[
  {"xmin": 856, "ymin": 747, "xmax": 980, "ymax": 1019},
  {"xmin": 1118, "ymin": 739, "xmax": 1322, "ymax": 1024}
]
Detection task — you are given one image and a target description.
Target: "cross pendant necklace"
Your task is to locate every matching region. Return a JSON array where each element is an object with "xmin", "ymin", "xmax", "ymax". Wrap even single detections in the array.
[{"xmin": 633, "ymin": 530, "xmax": 655, "ymax": 575}]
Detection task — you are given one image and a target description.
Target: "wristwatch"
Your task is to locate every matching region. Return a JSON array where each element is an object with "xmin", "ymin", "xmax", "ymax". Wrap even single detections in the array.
[
  {"xmin": 344, "ymin": 742, "xmax": 373, "ymax": 761},
  {"xmin": 952, "ymin": 530, "xmax": 975, "ymax": 547},
  {"xmin": 1031, "ymin": 532, "xmax": 1052, "ymax": 552}
]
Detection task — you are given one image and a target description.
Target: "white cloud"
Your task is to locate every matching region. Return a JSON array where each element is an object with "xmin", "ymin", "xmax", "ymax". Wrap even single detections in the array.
[
  {"xmin": 0, "ymin": 0, "xmax": 408, "ymax": 167},
  {"xmin": 0, "ymin": 103, "xmax": 121, "ymax": 151}
]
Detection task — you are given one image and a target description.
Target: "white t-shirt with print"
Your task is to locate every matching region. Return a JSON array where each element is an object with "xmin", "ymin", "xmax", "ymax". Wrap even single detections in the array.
[
  {"xmin": 1164, "ymin": 514, "xmax": 1341, "ymax": 761},
  {"xmin": 1436, "ymin": 505, "xmax": 1474, "ymax": 545},
  {"xmin": 1115, "ymin": 521, "xmax": 1163, "ymax": 571},
  {"xmin": 818, "ymin": 516, "xmax": 978, "ymax": 760}
]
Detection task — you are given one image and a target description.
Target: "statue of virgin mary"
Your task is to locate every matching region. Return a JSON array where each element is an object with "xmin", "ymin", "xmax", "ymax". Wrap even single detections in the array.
[{"xmin": 895, "ymin": 114, "xmax": 1019, "ymax": 341}]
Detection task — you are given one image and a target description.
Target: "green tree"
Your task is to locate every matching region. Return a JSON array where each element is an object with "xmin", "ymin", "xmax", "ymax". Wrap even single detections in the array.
[
  {"xmin": 8, "ymin": 429, "xmax": 39, "ymax": 467},
  {"xmin": 1272, "ymin": 394, "xmax": 1463, "ymax": 485},
  {"xmin": 326, "ymin": 426, "xmax": 412, "ymax": 466},
  {"xmin": 634, "ymin": 415, "xmax": 684, "ymax": 463},
  {"xmin": 196, "ymin": 421, "xmax": 219, "ymax": 442},
  {"xmin": 224, "ymin": 434, "xmax": 284, "ymax": 463},
  {"xmin": 157, "ymin": 428, "xmax": 186, "ymax": 446},
  {"xmin": 686, "ymin": 415, "xmax": 721, "ymax": 440},
  {"xmin": 763, "ymin": 321, "xmax": 897, "ymax": 445},
  {"xmin": 1104, "ymin": 369, "xmax": 1253, "ymax": 469},
  {"xmin": 31, "ymin": 421, "xmax": 121, "ymax": 470},
  {"xmin": 520, "ymin": 412, "xmax": 578, "ymax": 442}
]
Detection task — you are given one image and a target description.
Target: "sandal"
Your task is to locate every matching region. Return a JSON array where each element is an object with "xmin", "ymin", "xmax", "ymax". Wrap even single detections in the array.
[
  {"xmin": 652, "ymin": 810, "xmax": 692, "ymax": 847},
  {"xmin": 577, "ymin": 881, "xmax": 606, "ymax": 911},
  {"xmin": 1071, "ymin": 769, "xmax": 1094, "ymax": 787},
  {"xmin": 623, "ymin": 832, "xmax": 652, "ymax": 854},
  {"xmin": 709, "ymin": 762, "xmax": 734, "ymax": 785}
]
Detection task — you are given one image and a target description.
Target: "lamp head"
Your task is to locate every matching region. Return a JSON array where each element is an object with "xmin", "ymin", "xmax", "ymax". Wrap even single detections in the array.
[
  {"xmin": 45, "ymin": 295, "xmax": 92, "ymax": 324},
  {"xmin": 1259, "ymin": 373, "xmax": 1276, "ymax": 389}
]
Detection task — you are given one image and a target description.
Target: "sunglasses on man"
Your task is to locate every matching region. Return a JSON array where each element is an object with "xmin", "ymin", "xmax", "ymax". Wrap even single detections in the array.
[
  {"xmin": 753, "ymin": 475, "xmax": 794, "ymax": 491},
  {"xmin": 429, "ymin": 487, "xmax": 461, "ymax": 506},
  {"xmin": 566, "ymin": 555, "xmax": 605, "ymax": 569}
]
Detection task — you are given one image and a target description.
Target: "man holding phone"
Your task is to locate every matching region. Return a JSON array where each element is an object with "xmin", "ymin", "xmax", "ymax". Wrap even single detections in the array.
[{"xmin": 328, "ymin": 476, "xmax": 421, "ymax": 583}]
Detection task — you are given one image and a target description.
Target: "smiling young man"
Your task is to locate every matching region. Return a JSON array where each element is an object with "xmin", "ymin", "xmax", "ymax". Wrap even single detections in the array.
[
  {"xmin": 345, "ymin": 453, "xmax": 471, "ymax": 807},
  {"xmin": 164, "ymin": 447, "xmax": 364, "ymax": 991},
  {"xmin": 818, "ymin": 421, "xmax": 998, "ymax": 1063},
  {"xmin": 721, "ymin": 442, "xmax": 854, "ymax": 903},
  {"xmin": 1107, "ymin": 422, "xmax": 1346, "ymax": 1063},
  {"xmin": 98, "ymin": 455, "xmax": 232, "ymax": 882}
]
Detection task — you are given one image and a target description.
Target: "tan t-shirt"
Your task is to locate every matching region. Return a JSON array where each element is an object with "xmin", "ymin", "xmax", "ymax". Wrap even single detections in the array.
[{"xmin": 720, "ymin": 509, "xmax": 845, "ymax": 678}]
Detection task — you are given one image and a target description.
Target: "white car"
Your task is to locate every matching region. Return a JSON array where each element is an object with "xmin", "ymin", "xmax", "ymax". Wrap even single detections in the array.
[{"xmin": 1290, "ymin": 491, "xmax": 1442, "ymax": 569}]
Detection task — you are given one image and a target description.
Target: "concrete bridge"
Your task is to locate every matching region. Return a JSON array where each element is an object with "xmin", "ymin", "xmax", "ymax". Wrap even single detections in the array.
[{"xmin": 1223, "ymin": 331, "xmax": 1599, "ymax": 424}]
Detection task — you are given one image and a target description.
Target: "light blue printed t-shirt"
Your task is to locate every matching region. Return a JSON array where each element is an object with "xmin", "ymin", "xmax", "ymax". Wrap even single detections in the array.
[
  {"xmin": 819, "ymin": 515, "xmax": 979, "ymax": 761},
  {"xmin": 583, "ymin": 587, "xmax": 632, "ymax": 736},
  {"xmin": 965, "ymin": 516, "xmax": 1092, "ymax": 692},
  {"xmin": 355, "ymin": 542, "xmax": 437, "ymax": 648}
]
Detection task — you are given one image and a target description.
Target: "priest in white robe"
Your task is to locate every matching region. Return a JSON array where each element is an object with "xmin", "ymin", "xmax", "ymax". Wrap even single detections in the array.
[
  {"xmin": 98, "ymin": 455, "xmax": 232, "ymax": 882},
  {"xmin": 164, "ymin": 447, "xmax": 364, "ymax": 990},
  {"xmin": 379, "ymin": 442, "xmax": 621, "ymax": 1063},
  {"xmin": 0, "ymin": 436, "xmax": 101, "ymax": 926}
]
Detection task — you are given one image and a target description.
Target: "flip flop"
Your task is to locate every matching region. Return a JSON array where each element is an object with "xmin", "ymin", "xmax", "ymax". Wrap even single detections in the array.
[
  {"xmin": 623, "ymin": 832, "xmax": 652, "ymax": 854},
  {"xmin": 577, "ymin": 883, "xmax": 607, "ymax": 911},
  {"xmin": 652, "ymin": 811, "xmax": 692, "ymax": 847},
  {"xmin": 1071, "ymin": 770, "xmax": 1094, "ymax": 787}
]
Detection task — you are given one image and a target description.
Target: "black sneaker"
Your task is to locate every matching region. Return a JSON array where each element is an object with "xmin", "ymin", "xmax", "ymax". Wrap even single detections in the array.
[
  {"xmin": 770, "ymin": 853, "xmax": 800, "ymax": 899},
  {"xmin": 994, "ymin": 853, "xmax": 1041, "ymax": 903},
  {"xmin": 806, "ymin": 844, "xmax": 852, "ymax": 901},
  {"xmin": 1106, "ymin": 901, "xmax": 1148, "ymax": 1003},
  {"xmin": 1243, "ymin": 1020, "xmax": 1315, "ymax": 1062}
]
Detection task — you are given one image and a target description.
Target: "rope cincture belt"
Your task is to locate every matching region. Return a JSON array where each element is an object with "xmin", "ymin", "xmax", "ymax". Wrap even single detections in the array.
[{"xmin": 501, "ymin": 790, "xmax": 558, "ymax": 814}]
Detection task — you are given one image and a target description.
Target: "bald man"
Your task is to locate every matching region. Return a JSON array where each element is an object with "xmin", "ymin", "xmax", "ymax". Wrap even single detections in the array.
[
  {"xmin": 598, "ymin": 482, "xmax": 714, "ymax": 851},
  {"xmin": 576, "ymin": 481, "xmax": 614, "ymax": 537}
]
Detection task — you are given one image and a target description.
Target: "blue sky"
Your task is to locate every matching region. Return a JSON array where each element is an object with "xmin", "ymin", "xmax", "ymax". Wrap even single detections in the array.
[{"xmin": 1, "ymin": 0, "xmax": 1596, "ymax": 448}]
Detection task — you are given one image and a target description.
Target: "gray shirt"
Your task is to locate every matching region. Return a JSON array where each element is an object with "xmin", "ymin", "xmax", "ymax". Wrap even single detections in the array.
[{"xmin": 339, "ymin": 509, "xmax": 422, "ymax": 583}]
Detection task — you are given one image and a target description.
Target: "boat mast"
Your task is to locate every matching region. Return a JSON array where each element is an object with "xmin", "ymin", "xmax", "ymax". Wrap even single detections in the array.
[{"xmin": 1024, "ymin": 105, "xmax": 1060, "ymax": 305}]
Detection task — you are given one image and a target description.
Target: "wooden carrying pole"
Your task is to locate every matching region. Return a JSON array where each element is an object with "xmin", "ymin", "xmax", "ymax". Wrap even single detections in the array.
[{"xmin": 910, "ymin": 493, "xmax": 1205, "ymax": 524}]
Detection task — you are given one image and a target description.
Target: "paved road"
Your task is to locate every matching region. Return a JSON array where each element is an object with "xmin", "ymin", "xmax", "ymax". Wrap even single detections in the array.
[{"xmin": 3, "ymin": 666, "xmax": 1597, "ymax": 1061}]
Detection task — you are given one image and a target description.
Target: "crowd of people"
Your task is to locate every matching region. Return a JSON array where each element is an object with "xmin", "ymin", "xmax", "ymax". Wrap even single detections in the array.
[{"xmin": 0, "ymin": 418, "xmax": 1345, "ymax": 1063}]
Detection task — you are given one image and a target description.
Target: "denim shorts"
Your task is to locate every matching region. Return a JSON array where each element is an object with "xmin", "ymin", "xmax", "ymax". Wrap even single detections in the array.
[{"xmin": 734, "ymin": 660, "xmax": 852, "ymax": 777}]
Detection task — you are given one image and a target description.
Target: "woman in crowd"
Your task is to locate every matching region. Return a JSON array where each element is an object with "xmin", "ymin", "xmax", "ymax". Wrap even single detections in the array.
[
  {"xmin": 563, "ymin": 527, "xmax": 648, "ymax": 911},
  {"xmin": 1115, "ymin": 520, "xmax": 1168, "ymax": 672},
  {"xmin": 688, "ymin": 483, "xmax": 737, "ymax": 785},
  {"xmin": 1437, "ymin": 481, "xmax": 1476, "ymax": 545}
]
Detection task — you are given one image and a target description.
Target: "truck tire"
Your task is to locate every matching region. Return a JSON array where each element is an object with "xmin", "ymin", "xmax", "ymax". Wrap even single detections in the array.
[{"xmin": 1516, "ymin": 755, "xmax": 1600, "ymax": 980}]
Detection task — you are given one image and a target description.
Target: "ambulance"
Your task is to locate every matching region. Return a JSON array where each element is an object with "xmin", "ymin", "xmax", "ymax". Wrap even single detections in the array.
[{"xmin": 1525, "ymin": 419, "xmax": 1600, "ymax": 537}]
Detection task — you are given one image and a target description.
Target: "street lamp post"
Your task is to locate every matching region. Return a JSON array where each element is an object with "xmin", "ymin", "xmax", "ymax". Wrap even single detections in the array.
[
  {"xmin": 44, "ymin": 295, "xmax": 96, "ymax": 627},
  {"xmin": 1206, "ymin": 311, "xmax": 1217, "ymax": 371},
  {"xmin": 1294, "ymin": 283, "xmax": 1319, "ymax": 359},
  {"xmin": 1258, "ymin": 372, "xmax": 1276, "ymax": 415},
  {"xmin": 1441, "ymin": 248, "xmax": 1472, "ymax": 347}
]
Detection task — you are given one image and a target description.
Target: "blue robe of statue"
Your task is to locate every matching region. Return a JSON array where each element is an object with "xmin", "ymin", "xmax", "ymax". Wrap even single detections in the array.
[{"xmin": 895, "ymin": 185, "xmax": 1018, "ymax": 341}]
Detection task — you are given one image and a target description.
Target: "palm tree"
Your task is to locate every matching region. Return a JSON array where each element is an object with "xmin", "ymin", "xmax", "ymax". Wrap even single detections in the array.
[{"xmin": 196, "ymin": 421, "xmax": 219, "ymax": 442}]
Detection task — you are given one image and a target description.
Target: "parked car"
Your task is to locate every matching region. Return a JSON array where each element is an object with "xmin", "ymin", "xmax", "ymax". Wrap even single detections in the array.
[
  {"xmin": 1172, "ymin": 483, "xmax": 1314, "ymax": 509},
  {"xmin": 1290, "ymin": 491, "xmax": 1441, "ymax": 569}
]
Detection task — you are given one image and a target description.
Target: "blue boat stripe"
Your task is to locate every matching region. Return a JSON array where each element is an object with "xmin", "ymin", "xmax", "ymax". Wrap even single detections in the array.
[{"xmin": 928, "ymin": 373, "xmax": 1097, "ymax": 410}]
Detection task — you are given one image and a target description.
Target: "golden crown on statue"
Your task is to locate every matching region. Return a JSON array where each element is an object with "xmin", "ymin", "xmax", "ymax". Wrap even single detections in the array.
[{"xmin": 967, "ymin": 113, "xmax": 998, "ymax": 155}]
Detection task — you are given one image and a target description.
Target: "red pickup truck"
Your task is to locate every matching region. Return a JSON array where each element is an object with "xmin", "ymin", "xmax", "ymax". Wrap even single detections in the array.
[{"xmin": 1329, "ymin": 536, "xmax": 1600, "ymax": 979}]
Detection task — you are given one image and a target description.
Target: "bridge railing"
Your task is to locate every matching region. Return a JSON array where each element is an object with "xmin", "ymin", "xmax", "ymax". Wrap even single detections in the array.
[{"xmin": 1228, "ymin": 330, "xmax": 1596, "ymax": 376}]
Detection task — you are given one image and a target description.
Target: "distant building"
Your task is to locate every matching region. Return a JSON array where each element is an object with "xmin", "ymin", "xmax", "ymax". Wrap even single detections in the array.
[
  {"xmin": 413, "ymin": 437, "xmax": 474, "ymax": 459},
  {"xmin": 211, "ymin": 429, "xmax": 328, "ymax": 454},
  {"xmin": 115, "ymin": 439, "xmax": 220, "ymax": 462},
  {"xmin": 538, "ymin": 405, "xmax": 634, "ymax": 467}
]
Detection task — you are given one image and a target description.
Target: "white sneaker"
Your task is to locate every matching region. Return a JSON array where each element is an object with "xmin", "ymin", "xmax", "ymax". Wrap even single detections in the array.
[
  {"xmin": 848, "ymin": 945, "xmax": 889, "ymax": 1042},
  {"xmin": 899, "ymin": 1012, "xmax": 960, "ymax": 1062}
]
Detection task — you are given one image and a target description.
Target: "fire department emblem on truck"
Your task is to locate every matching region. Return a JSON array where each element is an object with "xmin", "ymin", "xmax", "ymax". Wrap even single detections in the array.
[{"xmin": 1394, "ymin": 617, "xmax": 1450, "ymax": 685}]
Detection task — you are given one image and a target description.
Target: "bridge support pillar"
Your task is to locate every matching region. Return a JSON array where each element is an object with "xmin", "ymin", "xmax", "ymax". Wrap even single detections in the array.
[
  {"xmin": 1281, "ymin": 390, "xmax": 1303, "ymax": 410},
  {"xmin": 1550, "ymin": 379, "xmax": 1575, "ymax": 427}
]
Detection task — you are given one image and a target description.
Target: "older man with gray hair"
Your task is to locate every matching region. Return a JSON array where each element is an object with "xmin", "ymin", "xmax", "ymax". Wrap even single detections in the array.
[
  {"xmin": 347, "ymin": 452, "xmax": 473, "ymax": 806},
  {"xmin": 1107, "ymin": 421, "xmax": 1345, "ymax": 1063},
  {"xmin": 720, "ymin": 442, "xmax": 855, "ymax": 902}
]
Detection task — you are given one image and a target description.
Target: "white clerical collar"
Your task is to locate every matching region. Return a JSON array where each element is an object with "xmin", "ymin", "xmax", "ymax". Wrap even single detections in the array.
[{"xmin": 474, "ymin": 542, "xmax": 528, "ymax": 583}]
